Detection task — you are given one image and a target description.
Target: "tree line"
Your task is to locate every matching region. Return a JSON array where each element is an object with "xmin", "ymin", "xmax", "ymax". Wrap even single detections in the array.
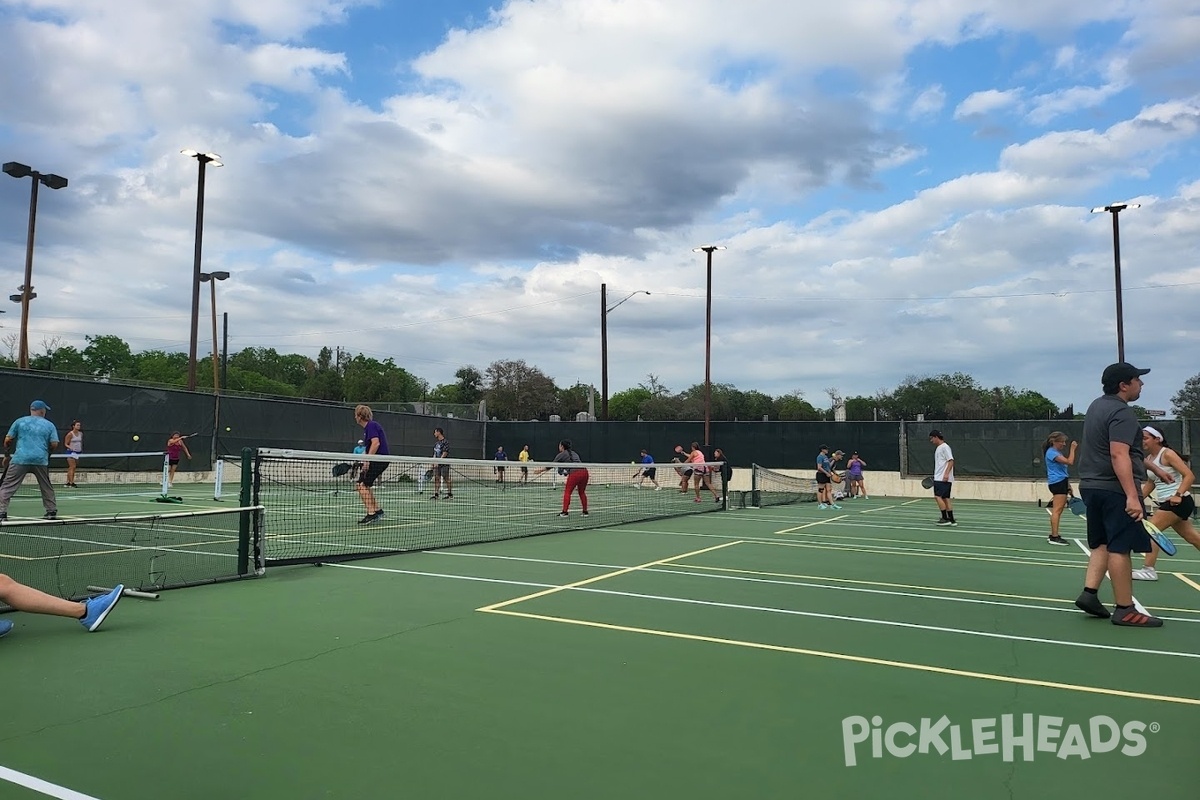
[{"xmin": 4, "ymin": 333, "xmax": 1199, "ymax": 421}]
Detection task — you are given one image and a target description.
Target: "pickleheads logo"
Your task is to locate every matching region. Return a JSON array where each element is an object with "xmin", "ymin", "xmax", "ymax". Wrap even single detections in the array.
[{"xmin": 841, "ymin": 714, "xmax": 1158, "ymax": 766}]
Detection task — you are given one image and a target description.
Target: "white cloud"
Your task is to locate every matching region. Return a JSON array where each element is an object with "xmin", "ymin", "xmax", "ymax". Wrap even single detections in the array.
[
  {"xmin": 3, "ymin": 0, "xmax": 1200, "ymax": 416},
  {"xmin": 953, "ymin": 88, "xmax": 1024, "ymax": 120},
  {"xmin": 909, "ymin": 84, "xmax": 947, "ymax": 118}
]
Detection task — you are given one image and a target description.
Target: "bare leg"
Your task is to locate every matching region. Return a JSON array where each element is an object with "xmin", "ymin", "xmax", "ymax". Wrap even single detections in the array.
[
  {"xmin": 0, "ymin": 574, "xmax": 85, "ymax": 618},
  {"xmin": 1049, "ymin": 495, "xmax": 1066, "ymax": 537}
]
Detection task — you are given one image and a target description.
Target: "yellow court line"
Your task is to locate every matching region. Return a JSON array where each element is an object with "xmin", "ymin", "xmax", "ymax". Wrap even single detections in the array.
[
  {"xmin": 482, "ymin": 608, "xmax": 1200, "ymax": 707},
  {"xmin": 662, "ymin": 563, "xmax": 1200, "ymax": 616},
  {"xmin": 476, "ymin": 539, "xmax": 744, "ymax": 613},
  {"xmin": 1176, "ymin": 573, "xmax": 1200, "ymax": 593},
  {"xmin": 776, "ymin": 515, "xmax": 847, "ymax": 534}
]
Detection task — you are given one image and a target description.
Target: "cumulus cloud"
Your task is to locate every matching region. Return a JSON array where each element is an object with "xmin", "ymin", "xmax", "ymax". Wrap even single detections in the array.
[{"xmin": 1, "ymin": 0, "xmax": 1199, "ymax": 414}]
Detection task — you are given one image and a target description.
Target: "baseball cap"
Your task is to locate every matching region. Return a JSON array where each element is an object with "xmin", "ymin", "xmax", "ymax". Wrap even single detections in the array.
[
  {"xmin": 1101, "ymin": 362, "xmax": 1150, "ymax": 385},
  {"xmin": 30, "ymin": 400, "xmax": 51, "ymax": 411},
  {"xmin": 928, "ymin": 429, "xmax": 943, "ymax": 439}
]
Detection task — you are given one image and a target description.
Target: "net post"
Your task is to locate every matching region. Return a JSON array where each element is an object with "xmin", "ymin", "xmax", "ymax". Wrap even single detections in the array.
[
  {"xmin": 237, "ymin": 447, "xmax": 253, "ymax": 575},
  {"xmin": 161, "ymin": 452, "xmax": 170, "ymax": 495},
  {"xmin": 213, "ymin": 458, "xmax": 225, "ymax": 501}
]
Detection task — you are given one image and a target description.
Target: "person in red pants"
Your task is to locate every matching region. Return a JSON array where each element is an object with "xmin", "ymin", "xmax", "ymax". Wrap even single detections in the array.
[{"xmin": 536, "ymin": 439, "xmax": 589, "ymax": 517}]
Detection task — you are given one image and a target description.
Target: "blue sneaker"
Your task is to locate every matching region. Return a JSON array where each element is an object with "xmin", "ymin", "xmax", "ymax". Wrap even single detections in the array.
[
  {"xmin": 0, "ymin": 619, "xmax": 12, "ymax": 638},
  {"xmin": 80, "ymin": 585, "xmax": 124, "ymax": 632}
]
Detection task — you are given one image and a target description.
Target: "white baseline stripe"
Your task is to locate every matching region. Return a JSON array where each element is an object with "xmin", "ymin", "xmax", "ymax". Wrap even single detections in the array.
[{"xmin": 0, "ymin": 765, "xmax": 103, "ymax": 800}]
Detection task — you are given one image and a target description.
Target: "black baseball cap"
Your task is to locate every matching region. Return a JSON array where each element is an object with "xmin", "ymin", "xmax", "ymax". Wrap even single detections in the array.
[
  {"xmin": 928, "ymin": 430, "xmax": 943, "ymax": 439},
  {"xmin": 1101, "ymin": 362, "xmax": 1150, "ymax": 385}
]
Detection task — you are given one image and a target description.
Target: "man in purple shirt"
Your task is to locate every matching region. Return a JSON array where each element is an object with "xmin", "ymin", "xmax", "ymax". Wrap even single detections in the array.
[{"xmin": 354, "ymin": 404, "xmax": 389, "ymax": 524}]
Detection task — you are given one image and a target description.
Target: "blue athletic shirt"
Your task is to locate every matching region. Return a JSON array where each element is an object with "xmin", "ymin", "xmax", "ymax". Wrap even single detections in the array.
[
  {"xmin": 1045, "ymin": 447, "xmax": 1069, "ymax": 484},
  {"xmin": 362, "ymin": 420, "xmax": 389, "ymax": 455},
  {"xmin": 641, "ymin": 454, "xmax": 654, "ymax": 465},
  {"xmin": 816, "ymin": 453, "xmax": 831, "ymax": 473},
  {"xmin": 7, "ymin": 415, "xmax": 60, "ymax": 466}
]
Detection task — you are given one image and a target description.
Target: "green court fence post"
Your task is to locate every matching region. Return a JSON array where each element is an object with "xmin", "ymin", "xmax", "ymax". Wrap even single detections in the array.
[{"xmin": 237, "ymin": 447, "xmax": 252, "ymax": 575}]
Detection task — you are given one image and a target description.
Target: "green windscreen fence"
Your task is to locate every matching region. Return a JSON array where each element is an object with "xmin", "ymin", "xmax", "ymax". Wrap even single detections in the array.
[
  {"xmin": 902, "ymin": 420, "xmax": 1187, "ymax": 479},
  {"xmin": 483, "ymin": 420, "xmax": 901, "ymax": 475}
]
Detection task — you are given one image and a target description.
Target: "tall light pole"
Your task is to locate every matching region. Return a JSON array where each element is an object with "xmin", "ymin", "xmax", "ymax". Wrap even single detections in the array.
[
  {"xmin": 600, "ymin": 284, "xmax": 651, "ymax": 420},
  {"xmin": 182, "ymin": 149, "xmax": 223, "ymax": 391},
  {"xmin": 199, "ymin": 271, "xmax": 230, "ymax": 392},
  {"xmin": 3, "ymin": 162, "xmax": 68, "ymax": 370},
  {"xmin": 1091, "ymin": 202, "xmax": 1140, "ymax": 362},
  {"xmin": 692, "ymin": 245, "xmax": 725, "ymax": 447}
]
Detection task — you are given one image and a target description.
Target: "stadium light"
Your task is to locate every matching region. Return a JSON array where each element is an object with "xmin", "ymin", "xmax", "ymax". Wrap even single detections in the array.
[
  {"xmin": 692, "ymin": 245, "xmax": 726, "ymax": 447},
  {"xmin": 3, "ymin": 161, "xmax": 68, "ymax": 369},
  {"xmin": 199, "ymin": 271, "xmax": 230, "ymax": 393},
  {"xmin": 1090, "ymin": 202, "xmax": 1140, "ymax": 362},
  {"xmin": 182, "ymin": 150, "xmax": 223, "ymax": 391},
  {"xmin": 600, "ymin": 284, "xmax": 651, "ymax": 420}
]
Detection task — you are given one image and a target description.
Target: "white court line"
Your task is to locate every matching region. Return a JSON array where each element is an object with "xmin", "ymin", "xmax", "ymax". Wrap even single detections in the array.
[
  {"xmin": 776, "ymin": 515, "xmax": 847, "ymax": 534},
  {"xmin": 324, "ymin": 562, "xmax": 1200, "ymax": 659},
  {"xmin": 0, "ymin": 765, "xmax": 103, "ymax": 800},
  {"xmin": 857, "ymin": 505, "xmax": 897, "ymax": 514},
  {"xmin": 434, "ymin": 550, "xmax": 1200, "ymax": 623},
  {"xmin": 1072, "ymin": 538, "xmax": 1150, "ymax": 616}
]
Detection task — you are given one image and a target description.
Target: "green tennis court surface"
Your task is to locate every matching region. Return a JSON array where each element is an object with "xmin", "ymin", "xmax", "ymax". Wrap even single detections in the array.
[{"xmin": 2, "ymin": 497, "xmax": 1198, "ymax": 799}]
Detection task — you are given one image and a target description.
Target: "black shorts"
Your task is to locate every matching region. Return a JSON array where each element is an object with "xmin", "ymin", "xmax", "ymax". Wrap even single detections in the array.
[
  {"xmin": 435, "ymin": 463, "xmax": 450, "ymax": 479},
  {"xmin": 169, "ymin": 458, "xmax": 180, "ymax": 466},
  {"xmin": 642, "ymin": 467, "xmax": 657, "ymax": 479},
  {"xmin": 1048, "ymin": 479, "xmax": 1071, "ymax": 496},
  {"xmin": 1082, "ymin": 488, "xmax": 1151, "ymax": 555},
  {"xmin": 932, "ymin": 480, "xmax": 952, "ymax": 499},
  {"xmin": 1156, "ymin": 494, "xmax": 1196, "ymax": 519},
  {"xmin": 815, "ymin": 472, "xmax": 831, "ymax": 485},
  {"xmin": 358, "ymin": 461, "xmax": 388, "ymax": 489}
]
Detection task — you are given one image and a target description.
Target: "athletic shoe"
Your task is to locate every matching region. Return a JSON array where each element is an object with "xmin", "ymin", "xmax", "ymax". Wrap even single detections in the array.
[
  {"xmin": 936, "ymin": 519, "xmax": 954, "ymax": 526},
  {"xmin": 582, "ymin": 511, "xmax": 589, "ymax": 516},
  {"xmin": 654, "ymin": 487, "xmax": 662, "ymax": 491},
  {"xmin": 557, "ymin": 512, "xmax": 569, "ymax": 518},
  {"xmin": 1074, "ymin": 591, "xmax": 1111, "ymax": 619},
  {"xmin": 1111, "ymin": 606, "xmax": 1163, "ymax": 627},
  {"xmin": 445, "ymin": 494, "xmax": 454, "ymax": 500},
  {"xmin": 831, "ymin": 504, "xmax": 842, "ymax": 510},
  {"xmin": 0, "ymin": 619, "xmax": 12, "ymax": 638},
  {"xmin": 694, "ymin": 497, "xmax": 702, "ymax": 503},
  {"xmin": 819, "ymin": 503, "xmax": 828, "ymax": 509},
  {"xmin": 80, "ymin": 585, "xmax": 124, "ymax": 632},
  {"xmin": 1047, "ymin": 536, "xmax": 1069, "ymax": 546},
  {"xmin": 429, "ymin": 494, "xmax": 440, "ymax": 500},
  {"xmin": 43, "ymin": 511, "xmax": 57, "ymax": 520},
  {"xmin": 1132, "ymin": 567, "xmax": 1158, "ymax": 581}
]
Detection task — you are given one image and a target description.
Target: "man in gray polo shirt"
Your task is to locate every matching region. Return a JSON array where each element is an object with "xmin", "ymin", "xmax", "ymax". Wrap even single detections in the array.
[{"xmin": 1073, "ymin": 362, "xmax": 1162, "ymax": 627}]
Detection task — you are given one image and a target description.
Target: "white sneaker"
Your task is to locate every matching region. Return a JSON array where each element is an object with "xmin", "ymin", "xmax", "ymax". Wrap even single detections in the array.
[
  {"xmin": 818, "ymin": 503, "xmax": 828, "ymax": 509},
  {"xmin": 1132, "ymin": 567, "xmax": 1158, "ymax": 581}
]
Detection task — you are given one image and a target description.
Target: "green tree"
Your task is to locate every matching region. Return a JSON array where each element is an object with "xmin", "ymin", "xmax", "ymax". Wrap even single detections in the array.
[
  {"xmin": 225, "ymin": 366, "xmax": 297, "ymax": 396},
  {"xmin": 844, "ymin": 396, "xmax": 878, "ymax": 421},
  {"xmin": 131, "ymin": 350, "xmax": 189, "ymax": 385},
  {"xmin": 342, "ymin": 355, "xmax": 424, "ymax": 403},
  {"xmin": 484, "ymin": 359, "xmax": 558, "ymax": 420},
  {"xmin": 556, "ymin": 382, "xmax": 594, "ymax": 419},
  {"xmin": 608, "ymin": 387, "xmax": 652, "ymax": 421},
  {"xmin": 773, "ymin": 392, "xmax": 822, "ymax": 421},
  {"xmin": 1171, "ymin": 373, "xmax": 1200, "ymax": 417},
  {"xmin": 83, "ymin": 334, "xmax": 135, "ymax": 378}
]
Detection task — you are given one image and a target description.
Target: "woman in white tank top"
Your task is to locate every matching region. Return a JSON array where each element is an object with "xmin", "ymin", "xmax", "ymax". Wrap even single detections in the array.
[
  {"xmin": 63, "ymin": 420, "xmax": 83, "ymax": 488},
  {"xmin": 1134, "ymin": 426, "xmax": 1198, "ymax": 581}
]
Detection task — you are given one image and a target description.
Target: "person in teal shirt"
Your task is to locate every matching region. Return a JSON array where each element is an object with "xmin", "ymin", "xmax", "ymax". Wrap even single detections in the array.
[{"xmin": 0, "ymin": 400, "xmax": 60, "ymax": 521}]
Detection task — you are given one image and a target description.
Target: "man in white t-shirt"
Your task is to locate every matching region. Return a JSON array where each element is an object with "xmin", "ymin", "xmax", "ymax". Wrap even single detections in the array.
[{"xmin": 929, "ymin": 429, "xmax": 957, "ymax": 527}]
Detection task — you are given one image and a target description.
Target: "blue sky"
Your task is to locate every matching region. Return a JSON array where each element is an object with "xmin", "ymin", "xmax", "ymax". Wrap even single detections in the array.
[{"xmin": 0, "ymin": 0, "xmax": 1198, "ymax": 414}]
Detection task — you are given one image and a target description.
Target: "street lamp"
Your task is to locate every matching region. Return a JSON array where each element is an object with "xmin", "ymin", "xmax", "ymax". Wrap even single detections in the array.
[
  {"xmin": 692, "ymin": 245, "xmax": 725, "ymax": 447},
  {"xmin": 182, "ymin": 149, "xmax": 223, "ymax": 391},
  {"xmin": 4, "ymin": 161, "xmax": 68, "ymax": 370},
  {"xmin": 1091, "ymin": 202, "xmax": 1140, "ymax": 362},
  {"xmin": 599, "ymin": 283, "xmax": 651, "ymax": 420},
  {"xmin": 199, "ymin": 271, "xmax": 230, "ymax": 392}
]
